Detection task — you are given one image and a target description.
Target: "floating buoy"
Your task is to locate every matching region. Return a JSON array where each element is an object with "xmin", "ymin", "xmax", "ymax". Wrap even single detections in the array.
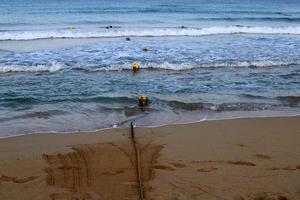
[
  {"xmin": 67, "ymin": 26, "xmax": 76, "ymax": 30},
  {"xmin": 132, "ymin": 63, "xmax": 140, "ymax": 72},
  {"xmin": 143, "ymin": 47, "xmax": 149, "ymax": 52},
  {"xmin": 138, "ymin": 96, "xmax": 148, "ymax": 107},
  {"xmin": 126, "ymin": 37, "xmax": 131, "ymax": 41}
]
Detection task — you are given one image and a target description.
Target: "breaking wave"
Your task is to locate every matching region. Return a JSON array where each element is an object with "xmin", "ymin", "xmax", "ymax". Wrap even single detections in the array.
[
  {"xmin": 75, "ymin": 60, "xmax": 300, "ymax": 72},
  {"xmin": 0, "ymin": 63, "xmax": 65, "ymax": 73},
  {"xmin": 0, "ymin": 60, "xmax": 299, "ymax": 73},
  {"xmin": 1, "ymin": 26, "xmax": 300, "ymax": 41}
]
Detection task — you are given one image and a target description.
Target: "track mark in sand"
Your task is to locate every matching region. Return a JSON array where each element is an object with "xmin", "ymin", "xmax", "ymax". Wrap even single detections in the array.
[
  {"xmin": 153, "ymin": 165, "xmax": 175, "ymax": 171},
  {"xmin": 101, "ymin": 169, "xmax": 125, "ymax": 175},
  {"xmin": 43, "ymin": 141, "xmax": 164, "ymax": 200},
  {"xmin": 0, "ymin": 175, "xmax": 38, "ymax": 184},
  {"xmin": 254, "ymin": 154, "xmax": 272, "ymax": 159},
  {"xmin": 171, "ymin": 162, "xmax": 187, "ymax": 168},
  {"xmin": 190, "ymin": 160, "xmax": 256, "ymax": 167},
  {"xmin": 227, "ymin": 161, "xmax": 256, "ymax": 166},
  {"xmin": 197, "ymin": 166, "xmax": 218, "ymax": 172},
  {"xmin": 266, "ymin": 165, "xmax": 300, "ymax": 171}
]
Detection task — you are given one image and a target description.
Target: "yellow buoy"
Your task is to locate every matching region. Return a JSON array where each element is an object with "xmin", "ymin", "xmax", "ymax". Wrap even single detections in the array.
[
  {"xmin": 138, "ymin": 96, "xmax": 148, "ymax": 107},
  {"xmin": 67, "ymin": 26, "xmax": 76, "ymax": 30},
  {"xmin": 132, "ymin": 63, "xmax": 140, "ymax": 72}
]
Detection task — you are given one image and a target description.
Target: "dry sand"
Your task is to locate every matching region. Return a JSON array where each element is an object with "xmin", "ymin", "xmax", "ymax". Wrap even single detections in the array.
[{"xmin": 0, "ymin": 116, "xmax": 299, "ymax": 200}]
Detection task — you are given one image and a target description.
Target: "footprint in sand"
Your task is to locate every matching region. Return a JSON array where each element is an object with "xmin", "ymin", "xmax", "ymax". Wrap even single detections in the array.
[{"xmin": 253, "ymin": 192, "xmax": 289, "ymax": 200}]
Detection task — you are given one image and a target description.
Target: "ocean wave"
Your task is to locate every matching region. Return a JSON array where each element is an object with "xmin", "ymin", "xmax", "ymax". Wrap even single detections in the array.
[
  {"xmin": 75, "ymin": 63, "xmax": 195, "ymax": 71},
  {"xmin": 193, "ymin": 17, "xmax": 300, "ymax": 22},
  {"xmin": 157, "ymin": 99, "xmax": 277, "ymax": 111},
  {"xmin": 239, "ymin": 94, "xmax": 270, "ymax": 99},
  {"xmin": 0, "ymin": 60, "xmax": 299, "ymax": 74},
  {"xmin": 0, "ymin": 49, "xmax": 12, "ymax": 56},
  {"xmin": 0, "ymin": 63, "xmax": 65, "ymax": 73},
  {"xmin": 1, "ymin": 26, "xmax": 300, "ymax": 41},
  {"xmin": 74, "ymin": 60, "xmax": 300, "ymax": 72},
  {"xmin": 24, "ymin": 9, "xmax": 300, "ymax": 15},
  {"xmin": 0, "ymin": 110, "xmax": 67, "ymax": 123},
  {"xmin": 277, "ymin": 96, "xmax": 300, "ymax": 107}
]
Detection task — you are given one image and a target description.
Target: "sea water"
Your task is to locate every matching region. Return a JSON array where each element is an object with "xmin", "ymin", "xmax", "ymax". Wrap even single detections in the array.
[{"xmin": 0, "ymin": 0, "xmax": 300, "ymax": 137}]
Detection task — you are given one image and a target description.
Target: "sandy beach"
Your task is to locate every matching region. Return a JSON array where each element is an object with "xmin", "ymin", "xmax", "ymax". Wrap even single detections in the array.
[
  {"xmin": 1, "ymin": 0, "xmax": 300, "ymax": 199},
  {"xmin": 0, "ymin": 116, "xmax": 299, "ymax": 200}
]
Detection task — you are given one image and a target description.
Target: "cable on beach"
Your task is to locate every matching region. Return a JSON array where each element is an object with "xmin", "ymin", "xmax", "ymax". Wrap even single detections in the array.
[{"xmin": 130, "ymin": 122, "xmax": 145, "ymax": 200}]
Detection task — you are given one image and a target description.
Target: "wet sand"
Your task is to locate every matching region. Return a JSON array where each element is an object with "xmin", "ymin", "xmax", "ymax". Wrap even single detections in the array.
[{"xmin": 0, "ymin": 116, "xmax": 299, "ymax": 200}]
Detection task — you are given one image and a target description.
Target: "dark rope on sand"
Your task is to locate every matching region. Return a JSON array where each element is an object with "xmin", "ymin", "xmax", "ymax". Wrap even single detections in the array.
[{"xmin": 130, "ymin": 122, "xmax": 145, "ymax": 200}]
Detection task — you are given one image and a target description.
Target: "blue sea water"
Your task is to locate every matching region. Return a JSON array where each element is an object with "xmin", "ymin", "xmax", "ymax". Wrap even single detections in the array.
[{"xmin": 0, "ymin": 0, "xmax": 300, "ymax": 136}]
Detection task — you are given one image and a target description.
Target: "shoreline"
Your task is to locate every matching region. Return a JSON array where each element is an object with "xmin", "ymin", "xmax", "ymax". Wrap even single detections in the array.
[
  {"xmin": 1, "ymin": 113, "xmax": 299, "ymax": 139},
  {"xmin": 0, "ymin": 116, "xmax": 299, "ymax": 200}
]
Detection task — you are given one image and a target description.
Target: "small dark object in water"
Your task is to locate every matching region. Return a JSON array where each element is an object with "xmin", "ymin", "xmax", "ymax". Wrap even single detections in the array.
[
  {"xmin": 143, "ymin": 47, "xmax": 149, "ymax": 52},
  {"xmin": 126, "ymin": 37, "xmax": 131, "ymax": 41},
  {"xmin": 106, "ymin": 25, "xmax": 113, "ymax": 29},
  {"xmin": 138, "ymin": 96, "xmax": 148, "ymax": 107},
  {"xmin": 181, "ymin": 25, "xmax": 187, "ymax": 29}
]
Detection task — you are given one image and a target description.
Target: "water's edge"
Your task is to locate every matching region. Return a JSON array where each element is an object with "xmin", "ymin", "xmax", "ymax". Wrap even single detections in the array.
[{"xmin": 1, "ymin": 112, "xmax": 299, "ymax": 139}]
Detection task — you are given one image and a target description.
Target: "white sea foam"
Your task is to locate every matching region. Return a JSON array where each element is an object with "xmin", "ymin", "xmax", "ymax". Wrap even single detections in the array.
[
  {"xmin": 1, "ymin": 26, "xmax": 300, "ymax": 40},
  {"xmin": 102, "ymin": 63, "xmax": 194, "ymax": 71},
  {"xmin": 0, "ymin": 63, "xmax": 64, "ymax": 73},
  {"xmin": 75, "ymin": 60, "xmax": 300, "ymax": 72},
  {"xmin": 0, "ymin": 60, "xmax": 298, "ymax": 73},
  {"xmin": 199, "ymin": 60, "xmax": 300, "ymax": 68}
]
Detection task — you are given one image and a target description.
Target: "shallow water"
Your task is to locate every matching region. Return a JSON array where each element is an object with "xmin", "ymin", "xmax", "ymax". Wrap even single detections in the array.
[{"xmin": 0, "ymin": 0, "xmax": 300, "ymax": 137}]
